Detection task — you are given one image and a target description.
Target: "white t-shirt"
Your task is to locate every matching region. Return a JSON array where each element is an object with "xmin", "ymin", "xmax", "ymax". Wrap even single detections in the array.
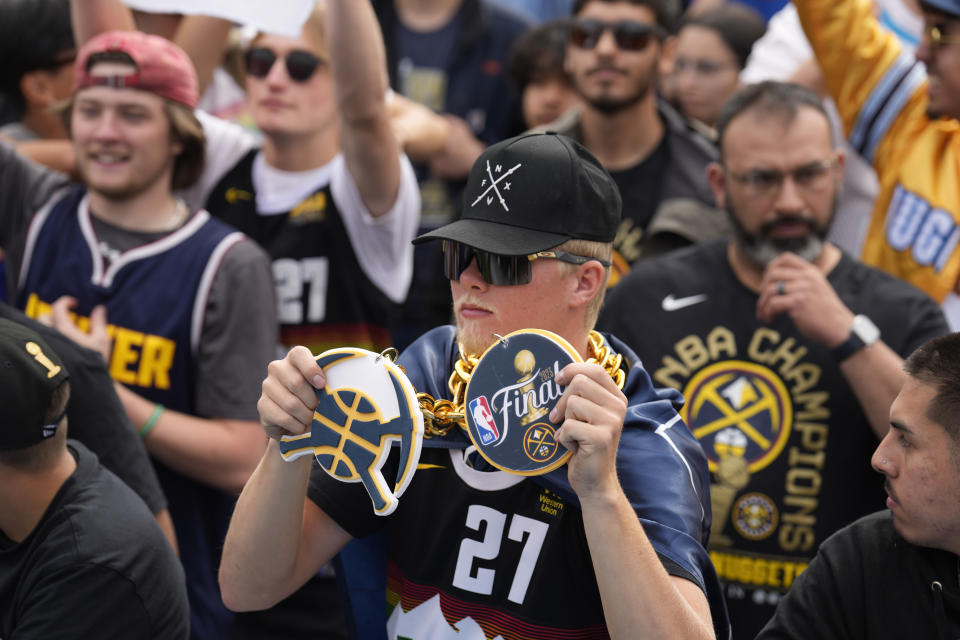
[{"xmin": 179, "ymin": 111, "xmax": 421, "ymax": 304}]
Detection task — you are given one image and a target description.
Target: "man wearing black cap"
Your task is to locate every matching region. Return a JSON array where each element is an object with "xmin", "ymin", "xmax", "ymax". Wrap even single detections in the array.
[
  {"xmin": 0, "ymin": 302, "xmax": 175, "ymax": 548},
  {"xmin": 793, "ymin": 0, "xmax": 960, "ymax": 330},
  {"xmin": 0, "ymin": 318, "xmax": 189, "ymax": 639},
  {"xmin": 220, "ymin": 132, "xmax": 731, "ymax": 639}
]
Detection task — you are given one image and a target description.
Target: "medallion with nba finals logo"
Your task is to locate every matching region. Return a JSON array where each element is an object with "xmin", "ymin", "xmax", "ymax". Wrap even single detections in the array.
[
  {"xmin": 464, "ymin": 329, "xmax": 580, "ymax": 475},
  {"xmin": 278, "ymin": 348, "xmax": 423, "ymax": 516}
]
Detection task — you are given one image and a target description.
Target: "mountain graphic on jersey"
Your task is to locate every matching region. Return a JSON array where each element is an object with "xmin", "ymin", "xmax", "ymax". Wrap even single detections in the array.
[
  {"xmin": 388, "ymin": 595, "xmax": 507, "ymax": 640},
  {"xmin": 279, "ymin": 347, "xmax": 423, "ymax": 515}
]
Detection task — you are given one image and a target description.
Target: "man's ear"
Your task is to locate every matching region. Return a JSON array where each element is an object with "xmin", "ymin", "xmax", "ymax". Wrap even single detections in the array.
[
  {"xmin": 832, "ymin": 147, "xmax": 846, "ymax": 185},
  {"xmin": 571, "ymin": 259, "xmax": 607, "ymax": 310},
  {"xmin": 658, "ymin": 34, "xmax": 677, "ymax": 78},
  {"xmin": 20, "ymin": 70, "xmax": 56, "ymax": 107},
  {"xmin": 706, "ymin": 161, "xmax": 727, "ymax": 210}
]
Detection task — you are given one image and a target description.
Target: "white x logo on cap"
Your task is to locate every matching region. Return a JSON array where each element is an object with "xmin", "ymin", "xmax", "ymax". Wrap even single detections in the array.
[{"xmin": 471, "ymin": 161, "xmax": 522, "ymax": 212}]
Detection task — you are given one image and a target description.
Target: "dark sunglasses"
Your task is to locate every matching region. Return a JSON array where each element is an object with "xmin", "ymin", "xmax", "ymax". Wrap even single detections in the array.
[
  {"xmin": 570, "ymin": 18, "xmax": 666, "ymax": 52},
  {"xmin": 244, "ymin": 47, "xmax": 325, "ymax": 82},
  {"xmin": 442, "ymin": 240, "xmax": 611, "ymax": 286}
]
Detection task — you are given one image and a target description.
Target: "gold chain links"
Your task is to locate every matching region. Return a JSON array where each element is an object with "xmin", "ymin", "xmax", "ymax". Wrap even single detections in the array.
[
  {"xmin": 585, "ymin": 330, "xmax": 626, "ymax": 389},
  {"xmin": 417, "ymin": 330, "xmax": 625, "ymax": 438}
]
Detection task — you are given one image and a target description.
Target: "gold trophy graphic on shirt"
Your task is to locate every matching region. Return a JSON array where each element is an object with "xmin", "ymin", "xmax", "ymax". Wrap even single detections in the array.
[
  {"xmin": 710, "ymin": 427, "xmax": 751, "ymax": 546},
  {"xmin": 515, "ymin": 349, "xmax": 549, "ymax": 426}
]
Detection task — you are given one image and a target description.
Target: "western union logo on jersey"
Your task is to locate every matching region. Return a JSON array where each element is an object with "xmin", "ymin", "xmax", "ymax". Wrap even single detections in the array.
[{"xmin": 24, "ymin": 294, "xmax": 174, "ymax": 390}]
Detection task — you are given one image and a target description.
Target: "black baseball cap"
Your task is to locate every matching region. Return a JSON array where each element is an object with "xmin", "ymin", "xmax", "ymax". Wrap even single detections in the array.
[
  {"xmin": 415, "ymin": 132, "xmax": 621, "ymax": 255},
  {"xmin": 0, "ymin": 318, "xmax": 70, "ymax": 451},
  {"xmin": 921, "ymin": 0, "xmax": 960, "ymax": 17}
]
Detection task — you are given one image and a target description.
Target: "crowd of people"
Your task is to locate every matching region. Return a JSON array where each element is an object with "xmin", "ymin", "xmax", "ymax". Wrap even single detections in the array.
[{"xmin": 2, "ymin": 0, "xmax": 960, "ymax": 638}]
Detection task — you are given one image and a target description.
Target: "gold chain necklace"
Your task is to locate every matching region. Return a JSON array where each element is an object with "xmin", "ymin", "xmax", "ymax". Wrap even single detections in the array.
[{"xmin": 417, "ymin": 330, "xmax": 626, "ymax": 438}]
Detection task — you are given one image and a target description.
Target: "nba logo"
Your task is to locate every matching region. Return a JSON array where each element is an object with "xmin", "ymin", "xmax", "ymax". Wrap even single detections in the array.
[{"xmin": 469, "ymin": 396, "xmax": 499, "ymax": 445}]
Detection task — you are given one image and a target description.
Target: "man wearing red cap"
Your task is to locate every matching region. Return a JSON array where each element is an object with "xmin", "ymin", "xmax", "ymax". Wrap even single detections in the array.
[{"xmin": 0, "ymin": 28, "xmax": 276, "ymax": 640}]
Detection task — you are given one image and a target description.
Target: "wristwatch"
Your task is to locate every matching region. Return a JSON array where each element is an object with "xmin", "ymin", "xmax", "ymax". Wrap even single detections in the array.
[{"xmin": 832, "ymin": 314, "xmax": 880, "ymax": 362}]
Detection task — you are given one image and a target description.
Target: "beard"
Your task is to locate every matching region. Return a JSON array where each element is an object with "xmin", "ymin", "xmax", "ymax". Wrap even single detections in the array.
[
  {"xmin": 574, "ymin": 65, "xmax": 655, "ymax": 115},
  {"xmin": 725, "ymin": 192, "xmax": 837, "ymax": 268},
  {"xmin": 455, "ymin": 324, "xmax": 494, "ymax": 359},
  {"xmin": 453, "ymin": 299, "xmax": 497, "ymax": 358}
]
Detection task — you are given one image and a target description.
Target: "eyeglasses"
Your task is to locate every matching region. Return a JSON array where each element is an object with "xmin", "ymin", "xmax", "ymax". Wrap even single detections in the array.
[
  {"xmin": 727, "ymin": 158, "xmax": 837, "ymax": 199},
  {"xmin": 925, "ymin": 24, "xmax": 960, "ymax": 47},
  {"xmin": 569, "ymin": 19, "xmax": 666, "ymax": 52},
  {"xmin": 442, "ymin": 240, "xmax": 611, "ymax": 286},
  {"xmin": 244, "ymin": 47, "xmax": 326, "ymax": 82},
  {"xmin": 673, "ymin": 57, "xmax": 738, "ymax": 76}
]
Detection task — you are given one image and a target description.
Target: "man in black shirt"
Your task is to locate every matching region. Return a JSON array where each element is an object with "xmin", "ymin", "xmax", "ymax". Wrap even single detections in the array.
[
  {"xmin": 599, "ymin": 81, "xmax": 949, "ymax": 639},
  {"xmin": 0, "ymin": 302, "xmax": 175, "ymax": 548},
  {"xmin": 0, "ymin": 319, "xmax": 188, "ymax": 639},
  {"xmin": 758, "ymin": 332, "xmax": 960, "ymax": 639},
  {"xmin": 551, "ymin": 0, "xmax": 724, "ymax": 277}
]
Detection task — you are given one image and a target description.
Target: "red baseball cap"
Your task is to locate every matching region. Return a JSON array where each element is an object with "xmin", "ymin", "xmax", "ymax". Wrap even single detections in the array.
[{"xmin": 73, "ymin": 30, "xmax": 198, "ymax": 108}]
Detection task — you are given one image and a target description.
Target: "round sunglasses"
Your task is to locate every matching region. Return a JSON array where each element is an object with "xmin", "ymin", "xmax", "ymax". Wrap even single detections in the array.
[
  {"xmin": 569, "ymin": 19, "xmax": 666, "ymax": 52},
  {"xmin": 442, "ymin": 240, "xmax": 611, "ymax": 286},
  {"xmin": 244, "ymin": 47, "xmax": 326, "ymax": 83}
]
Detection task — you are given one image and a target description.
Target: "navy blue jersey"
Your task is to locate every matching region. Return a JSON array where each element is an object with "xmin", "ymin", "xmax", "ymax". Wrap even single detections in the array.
[
  {"xmin": 18, "ymin": 186, "xmax": 242, "ymax": 410},
  {"xmin": 311, "ymin": 325, "xmax": 730, "ymax": 640}
]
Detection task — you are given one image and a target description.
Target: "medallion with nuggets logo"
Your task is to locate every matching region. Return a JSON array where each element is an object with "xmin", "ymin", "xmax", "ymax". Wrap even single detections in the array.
[
  {"xmin": 464, "ymin": 329, "xmax": 580, "ymax": 475},
  {"xmin": 278, "ymin": 348, "xmax": 423, "ymax": 515}
]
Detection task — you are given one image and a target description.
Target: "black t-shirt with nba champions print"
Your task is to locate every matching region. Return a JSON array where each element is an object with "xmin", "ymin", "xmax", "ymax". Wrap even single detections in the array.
[{"xmin": 598, "ymin": 240, "xmax": 948, "ymax": 640}]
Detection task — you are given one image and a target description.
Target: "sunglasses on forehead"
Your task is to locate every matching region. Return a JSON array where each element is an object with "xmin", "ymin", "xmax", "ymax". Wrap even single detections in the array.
[
  {"xmin": 569, "ymin": 18, "xmax": 666, "ymax": 52},
  {"xmin": 244, "ymin": 47, "xmax": 326, "ymax": 83},
  {"xmin": 442, "ymin": 240, "xmax": 611, "ymax": 286}
]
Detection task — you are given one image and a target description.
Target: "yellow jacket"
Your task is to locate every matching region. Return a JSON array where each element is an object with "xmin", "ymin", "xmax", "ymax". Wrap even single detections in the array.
[{"xmin": 797, "ymin": 0, "xmax": 960, "ymax": 302}]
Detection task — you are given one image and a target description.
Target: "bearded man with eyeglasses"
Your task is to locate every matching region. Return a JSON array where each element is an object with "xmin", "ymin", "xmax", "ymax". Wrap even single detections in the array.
[
  {"xmin": 543, "ymin": 0, "xmax": 726, "ymax": 277},
  {"xmin": 791, "ymin": 0, "xmax": 960, "ymax": 331},
  {"xmin": 220, "ymin": 131, "xmax": 733, "ymax": 640},
  {"xmin": 599, "ymin": 81, "xmax": 950, "ymax": 640}
]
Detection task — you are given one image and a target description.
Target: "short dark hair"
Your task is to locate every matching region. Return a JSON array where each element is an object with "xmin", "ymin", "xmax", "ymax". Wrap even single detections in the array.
[
  {"xmin": 0, "ymin": 0, "xmax": 74, "ymax": 124},
  {"xmin": 508, "ymin": 19, "xmax": 572, "ymax": 92},
  {"xmin": 572, "ymin": 0, "xmax": 679, "ymax": 33},
  {"xmin": 903, "ymin": 333, "xmax": 960, "ymax": 442},
  {"xmin": 918, "ymin": 1, "xmax": 960, "ymax": 21},
  {"xmin": 0, "ymin": 380, "xmax": 70, "ymax": 471},
  {"xmin": 680, "ymin": 4, "xmax": 766, "ymax": 69},
  {"xmin": 715, "ymin": 81, "xmax": 831, "ymax": 156}
]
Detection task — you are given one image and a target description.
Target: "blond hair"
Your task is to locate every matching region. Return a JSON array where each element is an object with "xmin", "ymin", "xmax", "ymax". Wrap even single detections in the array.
[{"xmin": 556, "ymin": 238, "xmax": 613, "ymax": 330}]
